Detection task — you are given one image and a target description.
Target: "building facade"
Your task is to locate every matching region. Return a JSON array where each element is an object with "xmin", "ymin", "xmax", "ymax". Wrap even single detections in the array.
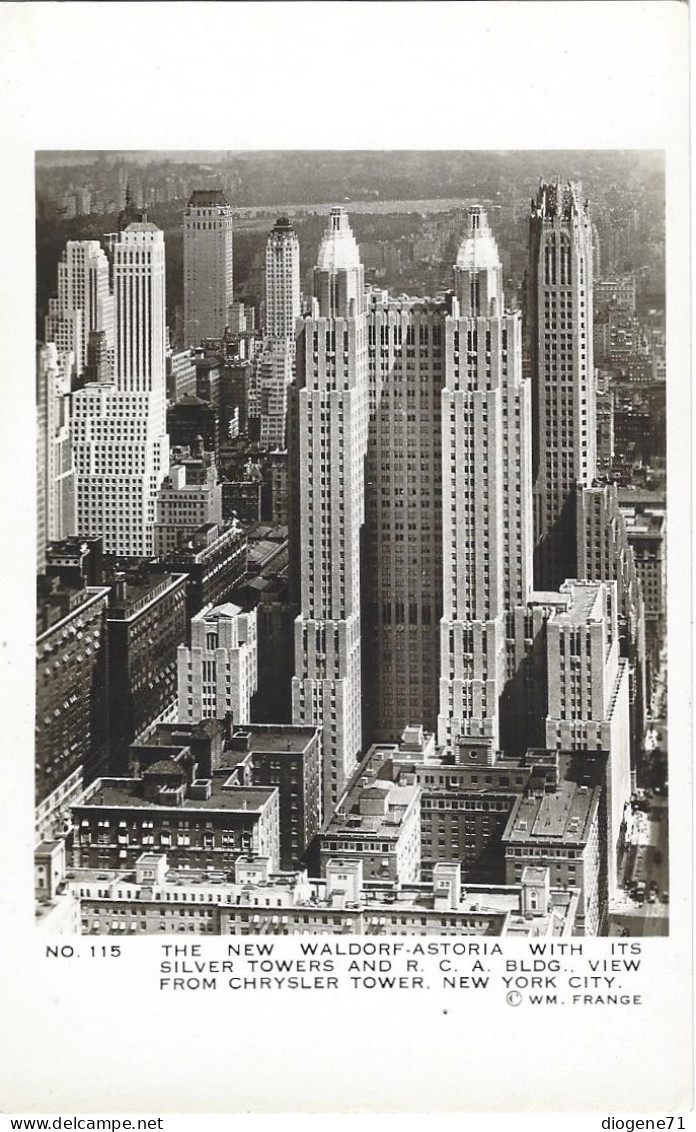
[
  {"xmin": 503, "ymin": 778, "xmax": 603, "ymax": 935},
  {"xmin": 70, "ymin": 221, "xmax": 170, "ymax": 556},
  {"xmin": 264, "ymin": 217, "xmax": 301, "ymax": 339},
  {"xmin": 292, "ymin": 208, "xmax": 368, "ymax": 813},
  {"xmin": 257, "ymin": 336, "xmax": 295, "ymax": 449},
  {"xmin": 177, "ymin": 602, "xmax": 257, "ymax": 726},
  {"xmin": 183, "ymin": 190, "xmax": 234, "ymax": 346},
  {"xmin": 438, "ymin": 207, "xmax": 534, "ymax": 751},
  {"xmin": 223, "ymin": 724, "xmax": 322, "ymax": 871},
  {"xmin": 36, "ymin": 344, "xmax": 76, "ymax": 567},
  {"xmin": 162, "ymin": 520, "xmax": 248, "ymax": 626},
  {"xmin": 106, "ymin": 568, "xmax": 188, "ymax": 770},
  {"xmin": 36, "ymin": 579, "xmax": 110, "ymax": 840},
  {"xmin": 71, "ymin": 768, "xmax": 279, "ymax": 873},
  {"xmin": 153, "ymin": 450, "xmax": 223, "ymax": 557},
  {"xmin": 526, "ymin": 180, "xmax": 596, "ymax": 590},
  {"xmin": 543, "ymin": 580, "xmax": 630, "ymax": 896},
  {"xmin": 44, "ymin": 239, "xmax": 115, "ymax": 379}
]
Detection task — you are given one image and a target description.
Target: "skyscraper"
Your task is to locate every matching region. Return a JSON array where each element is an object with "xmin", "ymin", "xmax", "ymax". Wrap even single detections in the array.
[
  {"xmin": 292, "ymin": 208, "xmax": 368, "ymax": 812},
  {"xmin": 264, "ymin": 217, "xmax": 301, "ymax": 339},
  {"xmin": 438, "ymin": 207, "xmax": 533, "ymax": 750},
  {"xmin": 257, "ymin": 336, "xmax": 295, "ymax": 448},
  {"xmin": 544, "ymin": 578, "xmax": 631, "ymax": 896},
  {"xmin": 293, "ymin": 205, "xmax": 534, "ymax": 800},
  {"xmin": 183, "ymin": 190, "xmax": 234, "ymax": 346},
  {"xmin": 526, "ymin": 180, "xmax": 595, "ymax": 591},
  {"xmin": 362, "ymin": 293, "xmax": 445, "ymax": 741},
  {"xmin": 36, "ymin": 343, "xmax": 76, "ymax": 569},
  {"xmin": 70, "ymin": 220, "xmax": 169, "ymax": 556},
  {"xmin": 44, "ymin": 240, "xmax": 115, "ymax": 379}
]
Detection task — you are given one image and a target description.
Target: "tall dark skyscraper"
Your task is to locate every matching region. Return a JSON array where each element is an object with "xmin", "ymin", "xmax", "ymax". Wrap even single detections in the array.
[
  {"xmin": 183, "ymin": 190, "xmax": 234, "ymax": 346},
  {"xmin": 526, "ymin": 180, "xmax": 595, "ymax": 591}
]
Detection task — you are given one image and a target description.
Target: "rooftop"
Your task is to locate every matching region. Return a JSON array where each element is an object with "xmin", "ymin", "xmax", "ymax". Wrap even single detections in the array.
[
  {"xmin": 106, "ymin": 570, "xmax": 188, "ymax": 619},
  {"xmin": 455, "ymin": 206, "xmax": 501, "ymax": 272},
  {"xmin": 196, "ymin": 601, "xmax": 243, "ymax": 622},
  {"xmin": 124, "ymin": 221, "xmax": 161, "ymax": 234},
  {"xmin": 188, "ymin": 189, "xmax": 231, "ymax": 208},
  {"xmin": 171, "ymin": 393, "xmax": 208, "ymax": 407},
  {"xmin": 316, "ymin": 207, "xmax": 361, "ymax": 273},
  {"xmin": 324, "ymin": 755, "xmax": 420, "ymax": 841},
  {"xmin": 552, "ymin": 581, "xmax": 603, "ymax": 627},
  {"xmin": 228, "ymin": 725, "xmax": 319, "ymax": 755},
  {"xmin": 622, "ymin": 509, "xmax": 666, "ymax": 538},
  {"xmin": 78, "ymin": 777, "xmax": 275, "ymax": 814},
  {"xmin": 503, "ymin": 780, "xmax": 599, "ymax": 846},
  {"xmin": 531, "ymin": 179, "xmax": 588, "ymax": 223},
  {"xmin": 62, "ymin": 865, "xmax": 577, "ymax": 935},
  {"xmin": 270, "ymin": 216, "xmax": 295, "ymax": 233}
]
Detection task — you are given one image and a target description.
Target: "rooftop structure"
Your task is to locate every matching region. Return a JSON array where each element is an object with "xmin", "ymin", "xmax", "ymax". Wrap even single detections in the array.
[{"xmin": 60, "ymin": 854, "xmax": 578, "ymax": 937}]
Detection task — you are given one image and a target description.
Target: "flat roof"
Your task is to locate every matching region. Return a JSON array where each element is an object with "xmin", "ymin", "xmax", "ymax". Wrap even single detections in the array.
[
  {"xmin": 323, "ymin": 770, "xmax": 419, "ymax": 840},
  {"xmin": 188, "ymin": 190, "xmax": 230, "ymax": 208},
  {"xmin": 553, "ymin": 583, "xmax": 602, "ymax": 627},
  {"xmin": 231, "ymin": 726, "xmax": 319, "ymax": 754},
  {"xmin": 106, "ymin": 571, "xmax": 188, "ymax": 618},
  {"xmin": 78, "ymin": 778, "xmax": 275, "ymax": 814},
  {"xmin": 503, "ymin": 781, "xmax": 599, "ymax": 846}
]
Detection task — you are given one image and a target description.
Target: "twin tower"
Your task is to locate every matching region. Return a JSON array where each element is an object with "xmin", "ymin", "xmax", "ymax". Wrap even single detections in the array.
[{"xmin": 291, "ymin": 205, "xmax": 549, "ymax": 814}]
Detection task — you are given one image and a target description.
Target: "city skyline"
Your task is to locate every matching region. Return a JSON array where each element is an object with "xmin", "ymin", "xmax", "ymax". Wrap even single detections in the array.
[{"xmin": 34, "ymin": 151, "xmax": 667, "ymax": 939}]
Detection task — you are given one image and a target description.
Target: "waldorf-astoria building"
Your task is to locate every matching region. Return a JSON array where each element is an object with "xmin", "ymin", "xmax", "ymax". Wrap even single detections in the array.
[{"xmin": 292, "ymin": 206, "xmax": 534, "ymax": 800}]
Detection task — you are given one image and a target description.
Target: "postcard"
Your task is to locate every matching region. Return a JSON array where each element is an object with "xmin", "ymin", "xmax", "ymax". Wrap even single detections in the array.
[{"xmin": 0, "ymin": 0, "xmax": 691, "ymax": 1121}]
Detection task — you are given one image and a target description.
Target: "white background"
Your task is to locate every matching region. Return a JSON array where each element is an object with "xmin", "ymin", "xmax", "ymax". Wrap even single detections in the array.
[{"xmin": 0, "ymin": 1, "xmax": 691, "ymax": 1122}]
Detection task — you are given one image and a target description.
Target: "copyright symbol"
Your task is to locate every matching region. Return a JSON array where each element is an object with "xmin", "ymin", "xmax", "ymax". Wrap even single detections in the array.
[{"xmin": 506, "ymin": 991, "xmax": 523, "ymax": 1006}]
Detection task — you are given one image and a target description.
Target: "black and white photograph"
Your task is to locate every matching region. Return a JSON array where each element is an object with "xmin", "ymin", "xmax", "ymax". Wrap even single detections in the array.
[
  {"xmin": 0, "ymin": 0, "xmax": 691, "ymax": 1120},
  {"xmin": 33, "ymin": 148, "xmax": 668, "ymax": 941}
]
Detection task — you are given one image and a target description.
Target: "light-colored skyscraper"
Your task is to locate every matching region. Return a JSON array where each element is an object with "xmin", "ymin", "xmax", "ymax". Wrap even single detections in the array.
[
  {"xmin": 44, "ymin": 240, "xmax": 115, "ymax": 379},
  {"xmin": 264, "ymin": 217, "xmax": 301, "ymax": 339},
  {"xmin": 36, "ymin": 343, "xmax": 76, "ymax": 567},
  {"xmin": 544, "ymin": 579, "xmax": 631, "ymax": 895},
  {"xmin": 438, "ymin": 207, "xmax": 533, "ymax": 751},
  {"xmin": 292, "ymin": 207, "xmax": 368, "ymax": 812},
  {"xmin": 70, "ymin": 220, "xmax": 169, "ymax": 556},
  {"xmin": 257, "ymin": 336, "xmax": 295, "ymax": 449},
  {"xmin": 183, "ymin": 190, "xmax": 234, "ymax": 346},
  {"xmin": 178, "ymin": 602, "xmax": 257, "ymax": 725},
  {"xmin": 576, "ymin": 481, "xmax": 647, "ymax": 759},
  {"xmin": 527, "ymin": 180, "xmax": 595, "ymax": 590}
]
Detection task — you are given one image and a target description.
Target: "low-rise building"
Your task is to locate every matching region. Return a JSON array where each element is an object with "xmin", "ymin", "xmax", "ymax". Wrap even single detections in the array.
[
  {"xmin": 221, "ymin": 724, "xmax": 322, "ymax": 870},
  {"xmin": 71, "ymin": 763, "xmax": 279, "ymax": 873},
  {"xmin": 67, "ymin": 853, "xmax": 578, "ymax": 936},
  {"xmin": 153, "ymin": 450, "xmax": 223, "ymax": 557},
  {"xmin": 162, "ymin": 520, "xmax": 247, "ymax": 627},
  {"xmin": 391, "ymin": 729, "xmax": 532, "ymax": 883},
  {"xmin": 318, "ymin": 747, "xmax": 421, "ymax": 884},
  {"xmin": 502, "ymin": 777, "xmax": 604, "ymax": 935},
  {"xmin": 177, "ymin": 602, "xmax": 257, "ymax": 726}
]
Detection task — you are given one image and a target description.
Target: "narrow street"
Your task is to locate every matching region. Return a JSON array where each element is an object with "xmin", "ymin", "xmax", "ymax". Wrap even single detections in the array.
[{"xmin": 610, "ymin": 797, "xmax": 669, "ymax": 936}]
